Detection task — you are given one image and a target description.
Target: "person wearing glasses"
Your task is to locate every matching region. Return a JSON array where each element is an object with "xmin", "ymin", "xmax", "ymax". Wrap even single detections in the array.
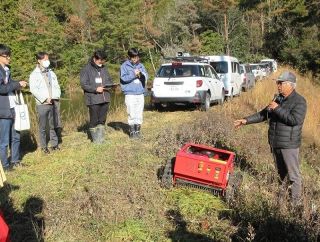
[
  {"xmin": 234, "ymin": 71, "xmax": 307, "ymax": 209},
  {"xmin": 0, "ymin": 44, "xmax": 27, "ymax": 171},
  {"xmin": 29, "ymin": 52, "xmax": 61, "ymax": 154}
]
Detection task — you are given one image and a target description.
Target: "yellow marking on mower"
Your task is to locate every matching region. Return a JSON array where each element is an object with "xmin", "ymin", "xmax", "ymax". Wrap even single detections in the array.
[{"xmin": 209, "ymin": 158, "xmax": 227, "ymax": 165}]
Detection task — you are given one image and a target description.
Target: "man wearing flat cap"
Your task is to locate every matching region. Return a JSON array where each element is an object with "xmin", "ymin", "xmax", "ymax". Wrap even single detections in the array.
[{"xmin": 234, "ymin": 70, "xmax": 307, "ymax": 208}]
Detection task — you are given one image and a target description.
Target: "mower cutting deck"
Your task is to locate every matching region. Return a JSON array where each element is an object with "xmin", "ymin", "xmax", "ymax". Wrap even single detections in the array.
[{"xmin": 161, "ymin": 143, "xmax": 242, "ymax": 203}]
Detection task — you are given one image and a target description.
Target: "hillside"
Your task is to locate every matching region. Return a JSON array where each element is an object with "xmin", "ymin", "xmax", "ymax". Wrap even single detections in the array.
[{"xmin": 1, "ymin": 67, "xmax": 320, "ymax": 241}]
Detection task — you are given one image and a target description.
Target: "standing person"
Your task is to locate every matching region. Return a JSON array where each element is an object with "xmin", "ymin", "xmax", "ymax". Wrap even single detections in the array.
[
  {"xmin": 80, "ymin": 50, "xmax": 113, "ymax": 144},
  {"xmin": 0, "ymin": 44, "xmax": 27, "ymax": 171},
  {"xmin": 52, "ymin": 100, "xmax": 63, "ymax": 144},
  {"xmin": 120, "ymin": 48, "xmax": 148, "ymax": 138},
  {"xmin": 29, "ymin": 52, "xmax": 61, "ymax": 154},
  {"xmin": 234, "ymin": 71, "xmax": 307, "ymax": 208}
]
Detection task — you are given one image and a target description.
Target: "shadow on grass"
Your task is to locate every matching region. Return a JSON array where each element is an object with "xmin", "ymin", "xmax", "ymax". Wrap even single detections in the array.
[
  {"xmin": 20, "ymin": 131, "xmax": 37, "ymax": 159},
  {"xmin": 107, "ymin": 121, "xmax": 129, "ymax": 135},
  {"xmin": 0, "ymin": 184, "xmax": 45, "ymax": 241},
  {"xmin": 149, "ymin": 103, "xmax": 199, "ymax": 112},
  {"xmin": 220, "ymin": 198, "xmax": 318, "ymax": 242},
  {"xmin": 166, "ymin": 209, "xmax": 216, "ymax": 242},
  {"xmin": 77, "ymin": 121, "xmax": 89, "ymax": 133},
  {"xmin": 77, "ymin": 121, "xmax": 91, "ymax": 141}
]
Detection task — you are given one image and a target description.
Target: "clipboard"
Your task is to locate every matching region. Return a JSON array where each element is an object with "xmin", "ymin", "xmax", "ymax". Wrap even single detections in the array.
[{"xmin": 103, "ymin": 83, "xmax": 119, "ymax": 91}]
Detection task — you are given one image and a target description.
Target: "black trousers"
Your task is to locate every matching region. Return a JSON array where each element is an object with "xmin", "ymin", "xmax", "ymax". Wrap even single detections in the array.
[{"xmin": 88, "ymin": 103, "xmax": 109, "ymax": 128}]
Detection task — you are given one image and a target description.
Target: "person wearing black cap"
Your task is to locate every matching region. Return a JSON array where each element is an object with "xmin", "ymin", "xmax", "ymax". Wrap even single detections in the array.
[
  {"xmin": 120, "ymin": 48, "xmax": 148, "ymax": 139},
  {"xmin": 234, "ymin": 70, "xmax": 307, "ymax": 208},
  {"xmin": 80, "ymin": 50, "xmax": 114, "ymax": 144}
]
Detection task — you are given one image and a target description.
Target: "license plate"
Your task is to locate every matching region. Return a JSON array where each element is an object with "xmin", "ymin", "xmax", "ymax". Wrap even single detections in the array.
[{"xmin": 169, "ymin": 86, "xmax": 180, "ymax": 91}]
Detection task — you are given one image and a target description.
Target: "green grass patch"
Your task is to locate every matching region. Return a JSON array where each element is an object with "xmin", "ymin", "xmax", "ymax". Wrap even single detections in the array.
[
  {"xmin": 167, "ymin": 188, "xmax": 226, "ymax": 218},
  {"xmin": 106, "ymin": 219, "xmax": 152, "ymax": 241}
]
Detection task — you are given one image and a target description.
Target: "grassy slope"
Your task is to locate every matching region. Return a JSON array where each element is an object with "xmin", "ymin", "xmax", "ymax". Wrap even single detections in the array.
[{"xmin": 1, "ymin": 66, "xmax": 320, "ymax": 241}]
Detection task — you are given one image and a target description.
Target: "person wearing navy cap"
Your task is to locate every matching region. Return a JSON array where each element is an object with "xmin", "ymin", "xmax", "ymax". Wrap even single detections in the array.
[{"xmin": 234, "ymin": 71, "xmax": 307, "ymax": 209}]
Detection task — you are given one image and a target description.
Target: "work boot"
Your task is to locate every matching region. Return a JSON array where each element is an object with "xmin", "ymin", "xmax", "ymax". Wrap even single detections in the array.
[
  {"xmin": 89, "ymin": 127, "xmax": 99, "ymax": 144},
  {"xmin": 134, "ymin": 124, "xmax": 141, "ymax": 138},
  {"xmin": 129, "ymin": 125, "xmax": 135, "ymax": 139},
  {"xmin": 55, "ymin": 127, "xmax": 63, "ymax": 144},
  {"xmin": 41, "ymin": 147, "xmax": 50, "ymax": 154},
  {"xmin": 96, "ymin": 124, "xmax": 105, "ymax": 144}
]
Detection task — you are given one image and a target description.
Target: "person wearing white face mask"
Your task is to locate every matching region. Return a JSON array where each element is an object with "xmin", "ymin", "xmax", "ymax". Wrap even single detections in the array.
[
  {"xmin": 29, "ymin": 52, "xmax": 61, "ymax": 154},
  {"xmin": 80, "ymin": 50, "xmax": 114, "ymax": 144}
]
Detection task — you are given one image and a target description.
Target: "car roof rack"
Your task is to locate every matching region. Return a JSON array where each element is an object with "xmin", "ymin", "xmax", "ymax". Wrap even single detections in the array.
[{"xmin": 162, "ymin": 56, "xmax": 209, "ymax": 63}]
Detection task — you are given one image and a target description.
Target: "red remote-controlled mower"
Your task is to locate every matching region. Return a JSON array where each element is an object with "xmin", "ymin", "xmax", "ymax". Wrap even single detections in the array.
[{"xmin": 161, "ymin": 143, "xmax": 242, "ymax": 203}]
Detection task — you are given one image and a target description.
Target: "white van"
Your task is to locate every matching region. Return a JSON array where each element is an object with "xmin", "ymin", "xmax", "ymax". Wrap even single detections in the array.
[
  {"xmin": 203, "ymin": 55, "xmax": 242, "ymax": 98},
  {"xmin": 261, "ymin": 58, "xmax": 277, "ymax": 72}
]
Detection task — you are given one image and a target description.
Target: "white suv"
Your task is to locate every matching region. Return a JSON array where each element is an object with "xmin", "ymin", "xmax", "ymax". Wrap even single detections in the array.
[{"xmin": 151, "ymin": 58, "xmax": 225, "ymax": 111}]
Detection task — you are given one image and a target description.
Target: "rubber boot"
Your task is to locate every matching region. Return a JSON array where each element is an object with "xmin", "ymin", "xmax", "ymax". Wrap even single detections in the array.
[
  {"xmin": 134, "ymin": 124, "xmax": 141, "ymax": 139},
  {"xmin": 96, "ymin": 124, "xmax": 105, "ymax": 144},
  {"xmin": 89, "ymin": 127, "xmax": 99, "ymax": 143},
  {"xmin": 129, "ymin": 125, "xmax": 136, "ymax": 139},
  {"xmin": 55, "ymin": 127, "xmax": 63, "ymax": 144}
]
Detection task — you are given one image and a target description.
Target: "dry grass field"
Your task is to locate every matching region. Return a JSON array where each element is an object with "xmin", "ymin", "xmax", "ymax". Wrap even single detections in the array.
[{"xmin": 1, "ymin": 66, "xmax": 320, "ymax": 241}]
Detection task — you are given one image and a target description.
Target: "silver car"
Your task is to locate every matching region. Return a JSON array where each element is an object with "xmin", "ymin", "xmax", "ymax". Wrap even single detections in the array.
[
  {"xmin": 249, "ymin": 64, "xmax": 264, "ymax": 80},
  {"xmin": 240, "ymin": 64, "xmax": 255, "ymax": 91}
]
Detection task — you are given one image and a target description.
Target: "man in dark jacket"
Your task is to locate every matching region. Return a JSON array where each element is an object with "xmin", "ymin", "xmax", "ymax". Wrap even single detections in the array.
[
  {"xmin": 80, "ymin": 50, "xmax": 113, "ymax": 144},
  {"xmin": 0, "ymin": 44, "xmax": 27, "ymax": 171},
  {"xmin": 234, "ymin": 71, "xmax": 307, "ymax": 207}
]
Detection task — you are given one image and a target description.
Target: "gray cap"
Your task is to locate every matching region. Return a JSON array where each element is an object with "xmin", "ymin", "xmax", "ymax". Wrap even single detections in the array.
[{"xmin": 277, "ymin": 71, "xmax": 296, "ymax": 83}]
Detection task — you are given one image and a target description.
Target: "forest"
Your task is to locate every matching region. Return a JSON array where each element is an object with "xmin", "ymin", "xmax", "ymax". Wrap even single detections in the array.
[{"xmin": 0, "ymin": 0, "xmax": 319, "ymax": 87}]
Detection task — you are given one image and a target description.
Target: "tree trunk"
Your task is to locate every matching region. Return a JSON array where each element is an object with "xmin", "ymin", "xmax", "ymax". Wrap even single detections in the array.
[
  {"xmin": 260, "ymin": 11, "xmax": 264, "ymax": 48},
  {"xmin": 224, "ymin": 12, "xmax": 230, "ymax": 55},
  {"xmin": 148, "ymin": 47, "xmax": 156, "ymax": 73}
]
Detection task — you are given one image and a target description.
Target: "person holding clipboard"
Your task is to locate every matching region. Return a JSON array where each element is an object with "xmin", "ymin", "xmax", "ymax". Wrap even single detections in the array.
[{"xmin": 80, "ymin": 50, "xmax": 114, "ymax": 144}]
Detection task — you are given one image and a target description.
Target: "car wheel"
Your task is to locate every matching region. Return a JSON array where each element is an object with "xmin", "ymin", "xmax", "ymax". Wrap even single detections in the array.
[
  {"xmin": 228, "ymin": 89, "xmax": 234, "ymax": 101},
  {"xmin": 218, "ymin": 89, "xmax": 225, "ymax": 105},
  {"xmin": 154, "ymin": 103, "xmax": 164, "ymax": 111},
  {"xmin": 201, "ymin": 92, "xmax": 211, "ymax": 111}
]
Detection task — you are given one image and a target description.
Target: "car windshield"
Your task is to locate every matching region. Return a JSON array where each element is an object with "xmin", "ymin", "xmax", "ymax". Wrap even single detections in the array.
[
  {"xmin": 157, "ymin": 65, "xmax": 199, "ymax": 77},
  {"xmin": 210, "ymin": 61, "xmax": 228, "ymax": 74},
  {"xmin": 240, "ymin": 66, "xmax": 244, "ymax": 73},
  {"xmin": 250, "ymin": 65, "xmax": 258, "ymax": 70},
  {"xmin": 259, "ymin": 64, "xmax": 268, "ymax": 68}
]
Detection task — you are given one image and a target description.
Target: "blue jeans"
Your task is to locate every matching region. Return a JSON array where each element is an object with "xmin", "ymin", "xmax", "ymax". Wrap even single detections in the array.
[{"xmin": 0, "ymin": 118, "xmax": 20, "ymax": 168}]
